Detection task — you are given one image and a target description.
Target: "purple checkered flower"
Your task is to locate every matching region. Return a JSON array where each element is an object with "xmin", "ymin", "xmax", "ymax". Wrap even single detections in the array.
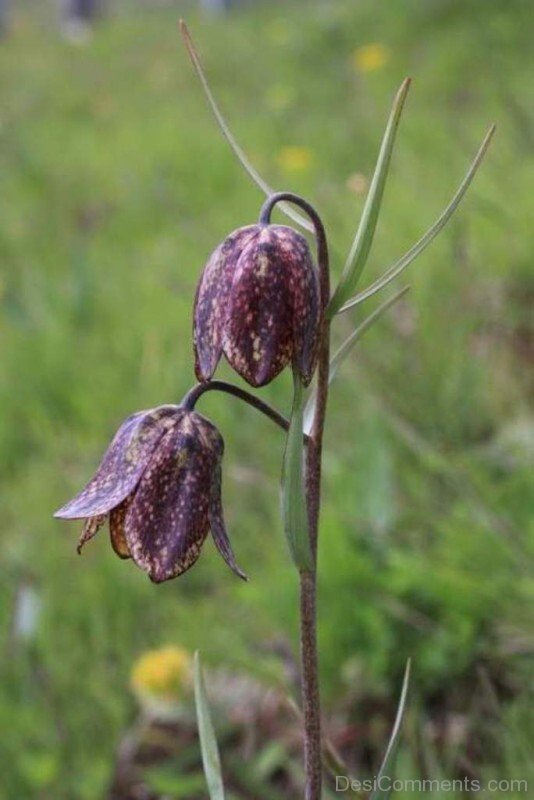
[
  {"xmin": 193, "ymin": 223, "xmax": 322, "ymax": 387},
  {"xmin": 54, "ymin": 405, "xmax": 245, "ymax": 583}
]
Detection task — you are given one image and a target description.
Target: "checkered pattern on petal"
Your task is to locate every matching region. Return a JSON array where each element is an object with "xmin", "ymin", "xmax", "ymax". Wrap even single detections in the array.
[{"xmin": 54, "ymin": 405, "xmax": 183, "ymax": 520}]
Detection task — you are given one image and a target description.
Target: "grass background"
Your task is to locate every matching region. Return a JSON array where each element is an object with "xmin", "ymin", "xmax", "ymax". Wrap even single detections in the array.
[{"xmin": 0, "ymin": 0, "xmax": 532, "ymax": 797}]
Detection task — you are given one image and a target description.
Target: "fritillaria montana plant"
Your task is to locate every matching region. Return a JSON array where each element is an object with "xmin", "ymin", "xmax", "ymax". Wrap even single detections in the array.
[{"xmin": 55, "ymin": 21, "xmax": 494, "ymax": 800}]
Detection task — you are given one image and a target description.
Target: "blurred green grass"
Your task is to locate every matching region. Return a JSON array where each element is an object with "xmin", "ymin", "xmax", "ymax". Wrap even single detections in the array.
[{"xmin": 0, "ymin": 0, "xmax": 533, "ymax": 797}]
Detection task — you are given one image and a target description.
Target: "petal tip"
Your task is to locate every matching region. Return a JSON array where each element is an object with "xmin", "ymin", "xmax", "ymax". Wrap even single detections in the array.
[
  {"xmin": 194, "ymin": 361, "xmax": 215, "ymax": 384},
  {"xmin": 54, "ymin": 503, "xmax": 78, "ymax": 520},
  {"xmin": 148, "ymin": 569, "xmax": 171, "ymax": 585}
]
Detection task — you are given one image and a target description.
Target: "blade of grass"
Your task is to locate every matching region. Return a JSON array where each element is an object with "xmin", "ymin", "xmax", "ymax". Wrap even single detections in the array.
[
  {"xmin": 179, "ymin": 20, "xmax": 312, "ymax": 233},
  {"xmin": 194, "ymin": 651, "xmax": 225, "ymax": 800},
  {"xmin": 327, "ymin": 78, "xmax": 411, "ymax": 317},
  {"xmin": 338, "ymin": 125, "xmax": 496, "ymax": 314},
  {"xmin": 304, "ymin": 286, "xmax": 410, "ymax": 434},
  {"xmin": 370, "ymin": 659, "xmax": 412, "ymax": 800}
]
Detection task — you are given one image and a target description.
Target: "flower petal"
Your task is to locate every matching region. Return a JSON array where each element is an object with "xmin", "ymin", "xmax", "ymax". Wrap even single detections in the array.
[
  {"xmin": 223, "ymin": 227, "xmax": 295, "ymax": 386},
  {"xmin": 54, "ymin": 406, "xmax": 183, "ymax": 520},
  {"xmin": 209, "ymin": 464, "xmax": 247, "ymax": 581},
  {"xmin": 222, "ymin": 225, "xmax": 321, "ymax": 387},
  {"xmin": 270, "ymin": 225, "xmax": 321, "ymax": 384},
  {"xmin": 124, "ymin": 415, "xmax": 214, "ymax": 583},
  {"xmin": 109, "ymin": 496, "xmax": 133, "ymax": 560},
  {"xmin": 77, "ymin": 514, "xmax": 106, "ymax": 554},
  {"xmin": 193, "ymin": 225, "xmax": 258, "ymax": 382}
]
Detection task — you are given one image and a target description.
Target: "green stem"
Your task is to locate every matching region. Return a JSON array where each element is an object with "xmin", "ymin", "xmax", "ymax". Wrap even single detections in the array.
[
  {"xmin": 300, "ymin": 322, "xmax": 330, "ymax": 800},
  {"xmin": 259, "ymin": 191, "xmax": 331, "ymax": 799}
]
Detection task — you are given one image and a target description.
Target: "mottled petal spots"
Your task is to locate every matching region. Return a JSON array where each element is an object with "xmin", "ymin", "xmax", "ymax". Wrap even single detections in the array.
[
  {"xmin": 124, "ymin": 416, "xmax": 213, "ymax": 583},
  {"xmin": 193, "ymin": 225, "xmax": 258, "ymax": 382},
  {"xmin": 223, "ymin": 229, "xmax": 294, "ymax": 386},
  {"xmin": 284, "ymin": 231, "xmax": 321, "ymax": 384},
  {"xmin": 54, "ymin": 405, "xmax": 183, "ymax": 520},
  {"xmin": 193, "ymin": 222, "xmax": 322, "ymax": 387}
]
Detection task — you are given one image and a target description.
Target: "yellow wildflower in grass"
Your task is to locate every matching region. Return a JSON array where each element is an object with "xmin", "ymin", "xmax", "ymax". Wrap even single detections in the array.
[
  {"xmin": 353, "ymin": 43, "xmax": 391, "ymax": 73},
  {"xmin": 131, "ymin": 646, "xmax": 191, "ymax": 700},
  {"xmin": 277, "ymin": 146, "xmax": 313, "ymax": 174}
]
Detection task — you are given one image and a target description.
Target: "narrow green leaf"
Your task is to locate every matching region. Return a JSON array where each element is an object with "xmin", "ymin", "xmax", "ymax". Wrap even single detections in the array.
[
  {"xmin": 330, "ymin": 286, "xmax": 410, "ymax": 380},
  {"xmin": 303, "ymin": 286, "xmax": 410, "ymax": 434},
  {"xmin": 282, "ymin": 371, "xmax": 313, "ymax": 570},
  {"xmin": 370, "ymin": 659, "xmax": 412, "ymax": 800},
  {"xmin": 179, "ymin": 20, "xmax": 312, "ymax": 234},
  {"xmin": 193, "ymin": 651, "xmax": 225, "ymax": 800},
  {"xmin": 327, "ymin": 78, "xmax": 411, "ymax": 317},
  {"xmin": 339, "ymin": 125, "xmax": 496, "ymax": 314}
]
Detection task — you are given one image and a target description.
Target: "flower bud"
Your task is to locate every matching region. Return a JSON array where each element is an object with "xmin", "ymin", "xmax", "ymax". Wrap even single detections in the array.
[
  {"xmin": 54, "ymin": 406, "xmax": 245, "ymax": 583},
  {"xmin": 194, "ymin": 223, "xmax": 321, "ymax": 387}
]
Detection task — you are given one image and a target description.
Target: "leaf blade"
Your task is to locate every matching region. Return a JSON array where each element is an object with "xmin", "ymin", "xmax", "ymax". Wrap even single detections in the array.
[
  {"xmin": 194, "ymin": 651, "xmax": 225, "ymax": 800},
  {"xmin": 179, "ymin": 20, "xmax": 312, "ymax": 233},
  {"xmin": 327, "ymin": 78, "xmax": 411, "ymax": 316},
  {"xmin": 339, "ymin": 125, "xmax": 496, "ymax": 314},
  {"xmin": 369, "ymin": 659, "xmax": 412, "ymax": 800},
  {"xmin": 331, "ymin": 286, "xmax": 410, "ymax": 381},
  {"xmin": 282, "ymin": 371, "xmax": 313, "ymax": 570},
  {"xmin": 303, "ymin": 286, "xmax": 410, "ymax": 434}
]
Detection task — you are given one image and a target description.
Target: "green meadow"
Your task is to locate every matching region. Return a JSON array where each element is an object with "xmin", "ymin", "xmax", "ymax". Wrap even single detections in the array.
[{"xmin": 0, "ymin": 1, "xmax": 532, "ymax": 797}]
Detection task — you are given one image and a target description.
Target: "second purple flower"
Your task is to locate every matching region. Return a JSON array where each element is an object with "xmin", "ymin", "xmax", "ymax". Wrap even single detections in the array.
[{"xmin": 54, "ymin": 405, "xmax": 245, "ymax": 583}]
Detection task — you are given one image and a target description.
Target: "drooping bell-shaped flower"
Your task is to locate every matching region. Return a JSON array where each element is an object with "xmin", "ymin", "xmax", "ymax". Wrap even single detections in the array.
[
  {"xmin": 54, "ymin": 405, "xmax": 245, "ymax": 584},
  {"xmin": 194, "ymin": 223, "xmax": 321, "ymax": 388}
]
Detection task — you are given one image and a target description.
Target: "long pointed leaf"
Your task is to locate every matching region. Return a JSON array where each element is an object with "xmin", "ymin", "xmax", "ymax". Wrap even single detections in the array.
[
  {"xmin": 179, "ymin": 20, "xmax": 312, "ymax": 234},
  {"xmin": 328, "ymin": 78, "xmax": 411, "ymax": 317},
  {"xmin": 194, "ymin": 652, "xmax": 225, "ymax": 800},
  {"xmin": 330, "ymin": 286, "xmax": 410, "ymax": 381},
  {"xmin": 339, "ymin": 125, "xmax": 496, "ymax": 314},
  {"xmin": 303, "ymin": 286, "xmax": 410, "ymax": 434},
  {"xmin": 282, "ymin": 371, "xmax": 312, "ymax": 570},
  {"xmin": 370, "ymin": 659, "xmax": 411, "ymax": 800}
]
